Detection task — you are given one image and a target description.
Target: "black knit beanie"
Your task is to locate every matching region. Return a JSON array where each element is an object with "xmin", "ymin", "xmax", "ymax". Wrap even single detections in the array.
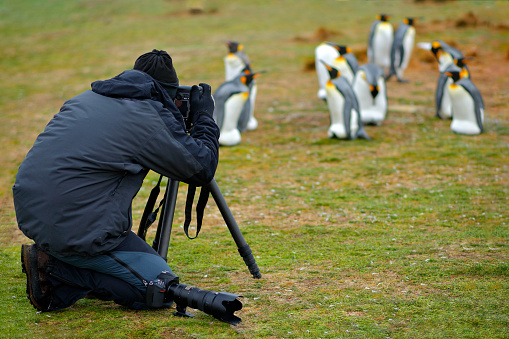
[{"xmin": 133, "ymin": 49, "xmax": 179, "ymax": 99}]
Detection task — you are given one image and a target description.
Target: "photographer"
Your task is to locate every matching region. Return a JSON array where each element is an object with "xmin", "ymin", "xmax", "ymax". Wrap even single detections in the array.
[{"xmin": 13, "ymin": 49, "xmax": 219, "ymax": 311}]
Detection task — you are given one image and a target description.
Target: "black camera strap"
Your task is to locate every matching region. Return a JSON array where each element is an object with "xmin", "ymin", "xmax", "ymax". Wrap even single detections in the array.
[
  {"xmin": 138, "ymin": 175, "xmax": 164, "ymax": 240},
  {"xmin": 183, "ymin": 185, "xmax": 210, "ymax": 239}
]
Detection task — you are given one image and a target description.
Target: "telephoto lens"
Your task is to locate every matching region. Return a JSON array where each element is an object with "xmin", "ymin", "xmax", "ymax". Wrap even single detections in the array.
[{"xmin": 168, "ymin": 283, "xmax": 243, "ymax": 325}]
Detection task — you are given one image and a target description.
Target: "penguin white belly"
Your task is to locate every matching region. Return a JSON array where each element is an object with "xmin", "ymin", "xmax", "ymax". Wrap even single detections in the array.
[
  {"xmin": 246, "ymin": 82, "xmax": 258, "ymax": 130},
  {"xmin": 438, "ymin": 77, "xmax": 453, "ymax": 119},
  {"xmin": 372, "ymin": 78, "xmax": 388, "ymax": 123},
  {"xmin": 315, "ymin": 44, "xmax": 339, "ymax": 99},
  {"xmin": 372, "ymin": 24, "xmax": 393, "ymax": 71},
  {"xmin": 353, "ymin": 75, "xmax": 372, "ymax": 119},
  {"xmin": 224, "ymin": 55, "xmax": 245, "ymax": 81},
  {"xmin": 219, "ymin": 92, "xmax": 248, "ymax": 146},
  {"xmin": 353, "ymin": 75, "xmax": 386, "ymax": 125},
  {"xmin": 325, "ymin": 83, "xmax": 358, "ymax": 139},
  {"xmin": 448, "ymin": 85, "xmax": 482, "ymax": 135},
  {"xmin": 397, "ymin": 28, "xmax": 415, "ymax": 78}
]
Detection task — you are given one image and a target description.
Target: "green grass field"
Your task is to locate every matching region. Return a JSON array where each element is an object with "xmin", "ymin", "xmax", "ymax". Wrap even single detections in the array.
[{"xmin": 1, "ymin": 0, "xmax": 508, "ymax": 338}]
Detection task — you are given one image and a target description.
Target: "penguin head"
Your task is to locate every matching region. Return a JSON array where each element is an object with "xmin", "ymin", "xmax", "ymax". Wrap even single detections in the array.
[
  {"xmin": 444, "ymin": 68, "xmax": 462, "ymax": 83},
  {"xmin": 241, "ymin": 64, "xmax": 252, "ymax": 74},
  {"xmin": 320, "ymin": 60, "xmax": 340, "ymax": 80},
  {"xmin": 403, "ymin": 17, "xmax": 417, "ymax": 26},
  {"xmin": 454, "ymin": 58, "xmax": 471, "ymax": 78},
  {"xmin": 431, "ymin": 41, "xmax": 443, "ymax": 59},
  {"xmin": 325, "ymin": 42, "xmax": 351, "ymax": 55},
  {"xmin": 240, "ymin": 70, "xmax": 264, "ymax": 87},
  {"xmin": 224, "ymin": 40, "xmax": 242, "ymax": 54},
  {"xmin": 377, "ymin": 14, "xmax": 390, "ymax": 22},
  {"xmin": 454, "ymin": 57, "xmax": 468, "ymax": 68}
]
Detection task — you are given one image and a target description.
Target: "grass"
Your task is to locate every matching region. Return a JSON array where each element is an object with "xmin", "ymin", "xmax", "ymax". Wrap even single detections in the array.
[{"xmin": 1, "ymin": 0, "xmax": 508, "ymax": 338}]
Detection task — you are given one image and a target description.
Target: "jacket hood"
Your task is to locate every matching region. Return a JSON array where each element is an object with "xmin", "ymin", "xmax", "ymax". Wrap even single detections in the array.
[{"xmin": 91, "ymin": 69, "xmax": 174, "ymax": 108}]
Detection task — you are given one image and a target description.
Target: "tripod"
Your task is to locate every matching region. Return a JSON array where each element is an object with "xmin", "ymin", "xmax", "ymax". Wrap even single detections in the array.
[{"xmin": 138, "ymin": 177, "xmax": 261, "ymax": 279}]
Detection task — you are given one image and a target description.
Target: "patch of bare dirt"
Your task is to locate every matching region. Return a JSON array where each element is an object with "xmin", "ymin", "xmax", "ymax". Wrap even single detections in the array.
[{"xmin": 294, "ymin": 26, "xmax": 343, "ymax": 43}]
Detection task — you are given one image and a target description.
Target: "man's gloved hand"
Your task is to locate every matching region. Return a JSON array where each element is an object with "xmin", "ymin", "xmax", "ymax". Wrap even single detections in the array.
[{"xmin": 190, "ymin": 83, "xmax": 215, "ymax": 120}]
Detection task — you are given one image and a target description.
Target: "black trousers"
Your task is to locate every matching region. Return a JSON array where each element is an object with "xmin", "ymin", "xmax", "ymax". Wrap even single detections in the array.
[{"xmin": 46, "ymin": 231, "xmax": 177, "ymax": 310}]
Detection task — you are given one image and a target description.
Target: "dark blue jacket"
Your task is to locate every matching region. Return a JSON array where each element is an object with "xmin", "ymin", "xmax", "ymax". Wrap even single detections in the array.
[{"xmin": 13, "ymin": 70, "xmax": 219, "ymax": 257}]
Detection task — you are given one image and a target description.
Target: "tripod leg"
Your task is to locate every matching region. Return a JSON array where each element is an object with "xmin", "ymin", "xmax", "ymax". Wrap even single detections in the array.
[
  {"xmin": 207, "ymin": 178, "xmax": 262, "ymax": 279},
  {"xmin": 153, "ymin": 179, "xmax": 180, "ymax": 260}
]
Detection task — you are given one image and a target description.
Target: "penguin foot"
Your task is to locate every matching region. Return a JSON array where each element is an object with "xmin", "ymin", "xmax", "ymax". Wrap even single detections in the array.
[
  {"xmin": 357, "ymin": 129, "xmax": 372, "ymax": 141},
  {"xmin": 246, "ymin": 117, "xmax": 258, "ymax": 131},
  {"xmin": 317, "ymin": 89, "xmax": 327, "ymax": 101},
  {"xmin": 397, "ymin": 78, "xmax": 410, "ymax": 83},
  {"xmin": 451, "ymin": 120, "xmax": 482, "ymax": 135},
  {"xmin": 218, "ymin": 129, "xmax": 242, "ymax": 146},
  {"xmin": 327, "ymin": 125, "xmax": 348, "ymax": 139}
]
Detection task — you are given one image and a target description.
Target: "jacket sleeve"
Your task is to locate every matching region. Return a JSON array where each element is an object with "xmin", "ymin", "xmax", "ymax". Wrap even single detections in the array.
[{"xmin": 135, "ymin": 102, "xmax": 220, "ymax": 186}]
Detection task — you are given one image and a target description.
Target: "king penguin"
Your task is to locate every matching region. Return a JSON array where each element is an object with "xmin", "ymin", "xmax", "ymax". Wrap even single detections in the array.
[
  {"xmin": 315, "ymin": 42, "xmax": 358, "ymax": 100},
  {"xmin": 436, "ymin": 57, "xmax": 470, "ymax": 119},
  {"xmin": 213, "ymin": 71, "xmax": 261, "ymax": 146},
  {"xmin": 368, "ymin": 14, "xmax": 394, "ymax": 76},
  {"xmin": 223, "ymin": 40, "xmax": 250, "ymax": 81},
  {"xmin": 353, "ymin": 63, "xmax": 388, "ymax": 125},
  {"xmin": 321, "ymin": 61, "xmax": 371, "ymax": 140},
  {"xmin": 417, "ymin": 40, "xmax": 464, "ymax": 72},
  {"xmin": 237, "ymin": 64, "xmax": 265, "ymax": 132},
  {"xmin": 445, "ymin": 66, "xmax": 484, "ymax": 135},
  {"xmin": 386, "ymin": 17, "xmax": 417, "ymax": 82}
]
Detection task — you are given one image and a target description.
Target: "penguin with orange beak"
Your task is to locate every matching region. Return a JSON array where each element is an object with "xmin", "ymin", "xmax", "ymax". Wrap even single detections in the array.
[
  {"xmin": 417, "ymin": 39, "xmax": 465, "ymax": 72},
  {"xmin": 321, "ymin": 60, "xmax": 371, "ymax": 140},
  {"xmin": 368, "ymin": 14, "xmax": 394, "ymax": 76},
  {"xmin": 353, "ymin": 63, "xmax": 387, "ymax": 125},
  {"xmin": 436, "ymin": 57, "xmax": 471, "ymax": 119},
  {"xmin": 213, "ymin": 71, "xmax": 263, "ymax": 146},
  {"xmin": 386, "ymin": 17, "xmax": 417, "ymax": 82},
  {"xmin": 223, "ymin": 40, "xmax": 250, "ymax": 81},
  {"xmin": 315, "ymin": 42, "xmax": 358, "ymax": 100},
  {"xmin": 444, "ymin": 66, "xmax": 484, "ymax": 135}
]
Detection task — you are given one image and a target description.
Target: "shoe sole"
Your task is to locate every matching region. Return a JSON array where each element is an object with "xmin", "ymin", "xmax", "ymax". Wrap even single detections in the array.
[{"xmin": 21, "ymin": 244, "xmax": 45, "ymax": 311}]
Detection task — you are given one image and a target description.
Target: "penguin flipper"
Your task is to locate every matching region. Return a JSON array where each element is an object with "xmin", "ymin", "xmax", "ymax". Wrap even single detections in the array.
[
  {"xmin": 435, "ymin": 73, "xmax": 448, "ymax": 119},
  {"xmin": 237, "ymin": 99, "xmax": 251, "ymax": 132}
]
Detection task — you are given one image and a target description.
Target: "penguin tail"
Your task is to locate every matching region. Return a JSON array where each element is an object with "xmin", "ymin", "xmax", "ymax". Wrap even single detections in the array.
[{"xmin": 357, "ymin": 128, "xmax": 372, "ymax": 141}]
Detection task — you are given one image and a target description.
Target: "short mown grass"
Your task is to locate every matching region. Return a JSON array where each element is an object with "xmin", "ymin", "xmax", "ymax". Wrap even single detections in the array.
[{"xmin": 1, "ymin": 0, "xmax": 508, "ymax": 338}]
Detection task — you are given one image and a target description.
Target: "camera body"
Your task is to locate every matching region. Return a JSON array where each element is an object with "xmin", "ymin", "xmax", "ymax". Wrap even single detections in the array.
[{"xmin": 175, "ymin": 85, "xmax": 203, "ymax": 131}]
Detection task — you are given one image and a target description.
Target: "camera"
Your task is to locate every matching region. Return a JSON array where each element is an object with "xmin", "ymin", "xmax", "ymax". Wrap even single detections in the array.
[{"xmin": 174, "ymin": 85, "xmax": 203, "ymax": 131}]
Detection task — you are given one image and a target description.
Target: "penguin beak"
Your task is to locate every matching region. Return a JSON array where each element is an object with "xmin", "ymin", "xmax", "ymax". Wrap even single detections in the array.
[
  {"xmin": 320, "ymin": 60, "xmax": 332, "ymax": 71},
  {"xmin": 346, "ymin": 47, "xmax": 352, "ymax": 53}
]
